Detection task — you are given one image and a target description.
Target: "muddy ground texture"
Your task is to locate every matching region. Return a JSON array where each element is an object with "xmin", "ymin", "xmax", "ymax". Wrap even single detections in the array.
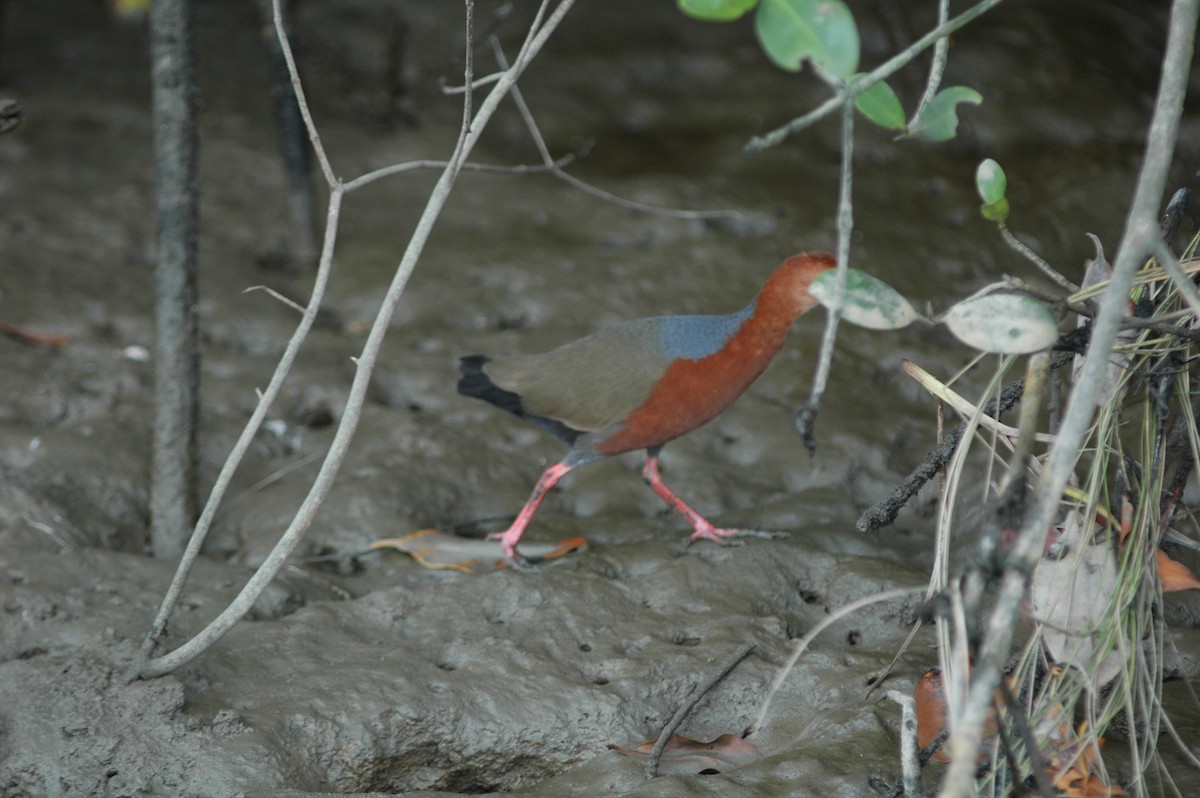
[{"xmin": 2, "ymin": 1, "xmax": 1199, "ymax": 796}]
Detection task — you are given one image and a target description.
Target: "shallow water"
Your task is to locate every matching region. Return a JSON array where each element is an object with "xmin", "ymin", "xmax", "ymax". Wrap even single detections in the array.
[{"xmin": 0, "ymin": 0, "xmax": 1198, "ymax": 795}]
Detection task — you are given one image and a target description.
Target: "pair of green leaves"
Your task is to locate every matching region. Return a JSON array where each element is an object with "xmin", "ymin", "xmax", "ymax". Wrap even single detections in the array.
[
  {"xmin": 975, "ymin": 158, "xmax": 1010, "ymax": 223},
  {"xmin": 856, "ymin": 82, "xmax": 982, "ymax": 143},
  {"xmin": 679, "ymin": 0, "xmax": 979, "ymax": 142},
  {"xmin": 808, "ymin": 267, "xmax": 1059, "ymax": 355},
  {"xmin": 679, "ymin": 0, "xmax": 858, "ymax": 76}
]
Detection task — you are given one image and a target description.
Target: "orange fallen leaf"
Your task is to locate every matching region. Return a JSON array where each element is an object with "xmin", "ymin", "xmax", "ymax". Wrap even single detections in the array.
[
  {"xmin": 1157, "ymin": 550, "xmax": 1200, "ymax": 592},
  {"xmin": 1048, "ymin": 723, "xmax": 1124, "ymax": 796},
  {"xmin": 915, "ymin": 669, "xmax": 951, "ymax": 763},
  {"xmin": 609, "ymin": 734, "xmax": 759, "ymax": 775},
  {"xmin": 0, "ymin": 319, "xmax": 69, "ymax": 347},
  {"xmin": 1059, "ymin": 772, "xmax": 1126, "ymax": 797},
  {"xmin": 1111, "ymin": 493, "xmax": 1198, "ymax": 594},
  {"xmin": 914, "ymin": 668, "xmax": 1010, "ymax": 765},
  {"xmin": 370, "ymin": 529, "xmax": 586, "ymax": 573}
]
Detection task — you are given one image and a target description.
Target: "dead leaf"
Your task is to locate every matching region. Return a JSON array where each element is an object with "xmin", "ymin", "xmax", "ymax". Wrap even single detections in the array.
[
  {"xmin": 609, "ymin": 734, "xmax": 759, "ymax": 775},
  {"xmin": 1073, "ymin": 234, "xmax": 1133, "ymax": 408},
  {"xmin": 1045, "ymin": 720, "xmax": 1125, "ymax": 797},
  {"xmin": 0, "ymin": 319, "xmax": 69, "ymax": 347},
  {"xmin": 1030, "ymin": 511, "xmax": 1123, "ymax": 688},
  {"xmin": 1118, "ymin": 493, "xmax": 1200, "ymax": 592},
  {"xmin": 1157, "ymin": 550, "xmax": 1200, "ymax": 592},
  {"xmin": 370, "ymin": 530, "xmax": 586, "ymax": 573},
  {"xmin": 914, "ymin": 669, "xmax": 950, "ymax": 763}
]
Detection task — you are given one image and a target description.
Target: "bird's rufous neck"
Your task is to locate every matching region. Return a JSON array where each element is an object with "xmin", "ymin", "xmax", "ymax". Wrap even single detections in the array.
[{"xmin": 754, "ymin": 251, "xmax": 835, "ymax": 328}]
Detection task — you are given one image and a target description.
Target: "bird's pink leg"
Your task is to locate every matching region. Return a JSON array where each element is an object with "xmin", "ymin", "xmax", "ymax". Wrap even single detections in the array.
[
  {"xmin": 642, "ymin": 453, "xmax": 736, "ymax": 543},
  {"xmin": 491, "ymin": 460, "xmax": 574, "ymax": 562}
]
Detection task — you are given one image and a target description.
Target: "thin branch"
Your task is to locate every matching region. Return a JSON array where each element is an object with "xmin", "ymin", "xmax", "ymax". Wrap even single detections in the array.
[
  {"xmin": 999, "ymin": 223, "xmax": 1078, "ymax": 292},
  {"xmin": 644, "ymin": 642, "xmax": 756, "ymax": 779},
  {"xmin": 132, "ymin": 0, "xmax": 579, "ymax": 679},
  {"xmin": 128, "ymin": 185, "xmax": 345, "ymax": 682},
  {"xmin": 910, "ymin": 0, "xmax": 950, "ymax": 124},
  {"xmin": 856, "ymin": 353, "xmax": 1075, "ymax": 535},
  {"xmin": 489, "ymin": 37, "xmax": 747, "ymax": 222},
  {"xmin": 886, "ymin": 690, "xmax": 924, "ymax": 798},
  {"xmin": 271, "ymin": 0, "xmax": 334, "ymax": 186},
  {"xmin": 795, "ymin": 84, "xmax": 855, "ymax": 451},
  {"xmin": 1152, "ymin": 237, "xmax": 1200, "ymax": 319},
  {"xmin": 903, "ymin": 359, "xmax": 1057, "ymax": 444},
  {"xmin": 747, "ymin": 587, "xmax": 921, "ymax": 737},
  {"xmin": 939, "ymin": 1, "xmax": 1199, "ymax": 793},
  {"xmin": 242, "ymin": 284, "xmax": 306, "ymax": 314},
  {"xmin": 746, "ymin": 0, "xmax": 1004, "ymax": 152},
  {"xmin": 344, "ymin": 149, "xmax": 585, "ymax": 193}
]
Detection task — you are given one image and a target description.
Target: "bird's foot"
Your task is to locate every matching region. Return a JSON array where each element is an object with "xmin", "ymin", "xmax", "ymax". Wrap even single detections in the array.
[
  {"xmin": 683, "ymin": 527, "xmax": 787, "ymax": 548},
  {"xmin": 506, "ymin": 550, "xmax": 543, "ymax": 571},
  {"xmin": 486, "ymin": 530, "xmax": 543, "ymax": 570}
]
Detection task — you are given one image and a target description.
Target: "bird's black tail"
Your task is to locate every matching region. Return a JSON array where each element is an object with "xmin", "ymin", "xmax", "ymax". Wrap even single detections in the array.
[
  {"xmin": 457, "ymin": 355, "xmax": 580, "ymax": 445},
  {"xmin": 457, "ymin": 355, "xmax": 525, "ymax": 417}
]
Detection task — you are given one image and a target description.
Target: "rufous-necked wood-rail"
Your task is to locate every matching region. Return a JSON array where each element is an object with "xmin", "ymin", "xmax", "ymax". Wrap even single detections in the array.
[{"xmin": 458, "ymin": 251, "xmax": 834, "ymax": 563}]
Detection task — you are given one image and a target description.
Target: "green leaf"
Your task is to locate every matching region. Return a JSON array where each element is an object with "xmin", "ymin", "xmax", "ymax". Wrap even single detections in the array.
[
  {"xmin": 942, "ymin": 294, "xmax": 1058, "ymax": 354},
  {"xmin": 975, "ymin": 159, "xmax": 1007, "ymax": 204},
  {"xmin": 975, "ymin": 159, "xmax": 1009, "ymax": 222},
  {"xmin": 755, "ymin": 0, "xmax": 859, "ymax": 77},
  {"xmin": 809, "ymin": 268, "xmax": 919, "ymax": 330},
  {"xmin": 980, "ymin": 197, "xmax": 1010, "ymax": 223},
  {"xmin": 909, "ymin": 86, "xmax": 982, "ymax": 142},
  {"xmin": 678, "ymin": 0, "xmax": 758, "ymax": 21},
  {"xmin": 853, "ymin": 76, "xmax": 905, "ymax": 130}
]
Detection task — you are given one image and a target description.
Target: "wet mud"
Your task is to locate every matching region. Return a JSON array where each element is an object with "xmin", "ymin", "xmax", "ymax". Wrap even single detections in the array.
[{"xmin": 0, "ymin": 1, "xmax": 1198, "ymax": 796}]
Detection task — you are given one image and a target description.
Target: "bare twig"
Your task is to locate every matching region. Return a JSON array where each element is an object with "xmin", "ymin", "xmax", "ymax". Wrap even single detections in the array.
[
  {"xmin": 644, "ymin": 642, "xmax": 756, "ymax": 779},
  {"xmin": 1152, "ymin": 237, "xmax": 1200, "ymax": 319},
  {"xmin": 909, "ymin": 0, "xmax": 949, "ymax": 125},
  {"xmin": 796, "ymin": 81, "xmax": 855, "ymax": 451},
  {"xmin": 344, "ymin": 149, "xmax": 585, "ymax": 193},
  {"xmin": 747, "ymin": 587, "xmax": 921, "ymax": 737},
  {"xmin": 129, "ymin": 185, "xmax": 346, "ymax": 682},
  {"xmin": 488, "ymin": 37, "xmax": 747, "ymax": 222},
  {"xmin": 902, "ymin": 360, "xmax": 1057, "ymax": 444},
  {"xmin": 999, "ymin": 223, "xmax": 1078, "ymax": 292},
  {"xmin": 131, "ymin": 0, "xmax": 579, "ymax": 680},
  {"xmin": 242, "ymin": 284, "xmax": 306, "ymax": 314},
  {"xmin": 886, "ymin": 690, "xmax": 924, "ymax": 798},
  {"xmin": 856, "ymin": 354, "xmax": 1075, "ymax": 535}
]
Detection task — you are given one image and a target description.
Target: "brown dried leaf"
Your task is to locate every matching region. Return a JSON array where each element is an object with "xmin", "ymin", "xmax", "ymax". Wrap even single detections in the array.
[
  {"xmin": 914, "ymin": 668, "xmax": 950, "ymax": 763},
  {"xmin": 0, "ymin": 319, "xmax": 69, "ymax": 347},
  {"xmin": 1046, "ymin": 721, "xmax": 1125, "ymax": 796}
]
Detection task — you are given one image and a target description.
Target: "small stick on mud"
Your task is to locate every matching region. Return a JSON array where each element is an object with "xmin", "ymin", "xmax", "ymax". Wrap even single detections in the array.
[
  {"xmin": 645, "ymin": 642, "xmax": 756, "ymax": 779},
  {"xmin": 856, "ymin": 353, "xmax": 1075, "ymax": 535},
  {"xmin": 885, "ymin": 690, "xmax": 923, "ymax": 798}
]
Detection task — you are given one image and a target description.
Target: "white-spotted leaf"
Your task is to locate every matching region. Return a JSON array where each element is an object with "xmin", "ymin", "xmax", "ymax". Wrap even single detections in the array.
[
  {"xmin": 810, "ymin": 268, "xmax": 918, "ymax": 330},
  {"xmin": 943, "ymin": 293, "xmax": 1057, "ymax": 354},
  {"xmin": 755, "ymin": 0, "xmax": 859, "ymax": 77}
]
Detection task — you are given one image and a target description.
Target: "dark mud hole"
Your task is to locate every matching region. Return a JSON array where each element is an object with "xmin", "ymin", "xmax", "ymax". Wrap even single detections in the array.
[{"xmin": 2, "ymin": 1, "xmax": 1199, "ymax": 796}]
